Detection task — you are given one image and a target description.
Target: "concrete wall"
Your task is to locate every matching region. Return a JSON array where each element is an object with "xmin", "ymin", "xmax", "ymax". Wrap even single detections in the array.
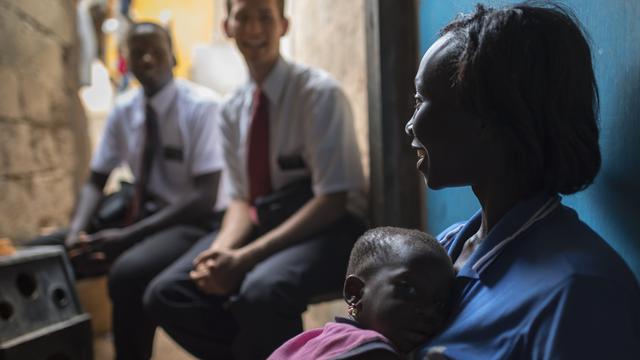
[{"xmin": 0, "ymin": 0, "xmax": 89, "ymax": 243}]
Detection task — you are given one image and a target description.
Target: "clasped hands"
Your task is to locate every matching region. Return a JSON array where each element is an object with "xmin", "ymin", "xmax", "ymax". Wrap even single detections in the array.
[{"xmin": 190, "ymin": 246, "xmax": 254, "ymax": 295}]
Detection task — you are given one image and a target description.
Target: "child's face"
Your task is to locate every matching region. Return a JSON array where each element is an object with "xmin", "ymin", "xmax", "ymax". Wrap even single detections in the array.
[{"xmin": 356, "ymin": 248, "xmax": 452, "ymax": 353}]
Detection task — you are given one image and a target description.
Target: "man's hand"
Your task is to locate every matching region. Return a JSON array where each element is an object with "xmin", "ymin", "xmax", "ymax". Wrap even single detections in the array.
[
  {"xmin": 64, "ymin": 231, "xmax": 86, "ymax": 249},
  {"xmin": 67, "ymin": 231, "xmax": 113, "ymax": 278},
  {"xmin": 190, "ymin": 248, "xmax": 253, "ymax": 295},
  {"xmin": 67, "ymin": 228, "xmax": 132, "ymax": 261},
  {"xmin": 87, "ymin": 228, "xmax": 133, "ymax": 245}
]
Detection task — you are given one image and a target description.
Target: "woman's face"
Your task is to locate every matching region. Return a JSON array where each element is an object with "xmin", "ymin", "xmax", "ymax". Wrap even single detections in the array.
[{"xmin": 406, "ymin": 35, "xmax": 487, "ymax": 190}]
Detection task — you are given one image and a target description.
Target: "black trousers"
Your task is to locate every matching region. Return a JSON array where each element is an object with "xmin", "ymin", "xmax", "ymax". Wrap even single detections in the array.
[
  {"xmin": 144, "ymin": 215, "xmax": 365, "ymax": 360},
  {"xmin": 29, "ymin": 220, "xmax": 219, "ymax": 360}
]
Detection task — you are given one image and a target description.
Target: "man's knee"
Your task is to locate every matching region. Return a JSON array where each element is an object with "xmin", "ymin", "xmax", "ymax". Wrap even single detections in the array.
[
  {"xmin": 141, "ymin": 274, "xmax": 172, "ymax": 321},
  {"xmin": 107, "ymin": 253, "xmax": 148, "ymax": 302},
  {"xmin": 233, "ymin": 270, "xmax": 305, "ymax": 319}
]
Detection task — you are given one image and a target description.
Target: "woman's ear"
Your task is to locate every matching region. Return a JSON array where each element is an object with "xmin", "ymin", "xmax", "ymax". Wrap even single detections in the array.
[{"xmin": 343, "ymin": 275, "xmax": 365, "ymax": 305}]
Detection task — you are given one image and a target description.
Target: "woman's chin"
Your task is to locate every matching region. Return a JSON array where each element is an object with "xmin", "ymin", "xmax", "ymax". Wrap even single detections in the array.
[{"xmin": 422, "ymin": 174, "xmax": 445, "ymax": 190}]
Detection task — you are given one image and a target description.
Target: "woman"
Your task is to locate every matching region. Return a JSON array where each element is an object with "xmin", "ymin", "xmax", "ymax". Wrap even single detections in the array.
[{"xmin": 405, "ymin": 3, "xmax": 640, "ymax": 359}]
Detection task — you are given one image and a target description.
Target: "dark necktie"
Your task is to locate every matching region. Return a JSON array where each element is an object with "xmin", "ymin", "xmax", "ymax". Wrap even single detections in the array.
[
  {"xmin": 127, "ymin": 101, "xmax": 159, "ymax": 224},
  {"xmin": 247, "ymin": 88, "xmax": 272, "ymax": 205}
]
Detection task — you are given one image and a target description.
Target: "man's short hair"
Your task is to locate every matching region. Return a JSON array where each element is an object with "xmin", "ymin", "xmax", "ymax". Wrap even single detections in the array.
[
  {"xmin": 127, "ymin": 21, "xmax": 173, "ymax": 50},
  {"xmin": 226, "ymin": 0, "xmax": 285, "ymax": 18},
  {"xmin": 440, "ymin": 3, "xmax": 600, "ymax": 195},
  {"xmin": 347, "ymin": 227, "xmax": 451, "ymax": 279}
]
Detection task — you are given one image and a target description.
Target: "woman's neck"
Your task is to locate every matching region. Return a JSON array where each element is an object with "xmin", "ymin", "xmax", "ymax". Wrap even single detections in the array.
[{"xmin": 472, "ymin": 176, "xmax": 529, "ymax": 235}]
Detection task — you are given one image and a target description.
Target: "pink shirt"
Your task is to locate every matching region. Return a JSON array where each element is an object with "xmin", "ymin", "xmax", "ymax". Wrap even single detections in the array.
[{"xmin": 268, "ymin": 318, "xmax": 395, "ymax": 360}]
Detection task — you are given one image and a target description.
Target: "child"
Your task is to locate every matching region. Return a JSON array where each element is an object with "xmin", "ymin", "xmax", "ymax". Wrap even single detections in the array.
[{"xmin": 268, "ymin": 227, "xmax": 454, "ymax": 359}]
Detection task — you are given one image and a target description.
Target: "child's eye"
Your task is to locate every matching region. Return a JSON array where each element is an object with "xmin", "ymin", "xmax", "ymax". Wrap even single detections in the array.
[{"xmin": 395, "ymin": 280, "xmax": 418, "ymax": 299}]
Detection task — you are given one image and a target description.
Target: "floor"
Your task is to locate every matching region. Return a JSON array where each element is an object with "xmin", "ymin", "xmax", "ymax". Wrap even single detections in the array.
[
  {"xmin": 93, "ymin": 330, "xmax": 194, "ymax": 360},
  {"xmin": 80, "ymin": 276, "xmax": 345, "ymax": 359},
  {"xmin": 90, "ymin": 301, "xmax": 344, "ymax": 359}
]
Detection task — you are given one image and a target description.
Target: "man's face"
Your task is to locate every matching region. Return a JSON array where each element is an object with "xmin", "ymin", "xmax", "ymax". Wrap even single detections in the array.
[
  {"xmin": 356, "ymin": 245, "xmax": 453, "ymax": 353},
  {"xmin": 405, "ymin": 35, "xmax": 486, "ymax": 190},
  {"xmin": 127, "ymin": 29, "xmax": 174, "ymax": 94},
  {"xmin": 224, "ymin": 0, "xmax": 288, "ymax": 67}
]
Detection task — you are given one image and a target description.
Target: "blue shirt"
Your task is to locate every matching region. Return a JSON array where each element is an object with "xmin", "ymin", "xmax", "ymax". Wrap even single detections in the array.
[{"xmin": 416, "ymin": 193, "xmax": 640, "ymax": 359}]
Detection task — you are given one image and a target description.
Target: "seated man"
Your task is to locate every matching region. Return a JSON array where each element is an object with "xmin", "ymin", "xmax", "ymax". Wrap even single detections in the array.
[
  {"xmin": 143, "ymin": 0, "xmax": 367, "ymax": 359},
  {"xmin": 31, "ymin": 22, "xmax": 226, "ymax": 359}
]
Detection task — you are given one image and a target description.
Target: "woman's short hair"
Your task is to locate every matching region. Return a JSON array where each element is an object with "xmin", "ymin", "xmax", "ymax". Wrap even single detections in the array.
[{"xmin": 441, "ymin": 2, "xmax": 600, "ymax": 195}]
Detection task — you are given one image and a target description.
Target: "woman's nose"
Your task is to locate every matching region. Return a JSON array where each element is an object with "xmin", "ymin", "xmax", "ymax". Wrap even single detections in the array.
[{"xmin": 405, "ymin": 118, "xmax": 414, "ymax": 136}]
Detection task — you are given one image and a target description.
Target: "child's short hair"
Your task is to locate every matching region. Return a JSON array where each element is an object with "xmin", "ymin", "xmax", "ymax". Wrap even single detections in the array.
[
  {"xmin": 441, "ymin": 2, "xmax": 600, "ymax": 195},
  {"xmin": 347, "ymin": 227, "xmax": 450, "ymax": 278}
]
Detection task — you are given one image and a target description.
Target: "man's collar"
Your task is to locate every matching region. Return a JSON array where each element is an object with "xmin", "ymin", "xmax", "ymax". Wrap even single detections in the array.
[
  {"xmin": 148, "ymin": 79, "xmax": 177, "ymax": 116},
  {"xmin": 452, "ymin": 192, "xmax": 560, "ymax": 280},
  {"xmin": 252, "ymin": 56, "xmax": 288, "ymax": 105},
  {"xmin": 132, "ymin": 80, "xmax": 177, "ymax": 128}
]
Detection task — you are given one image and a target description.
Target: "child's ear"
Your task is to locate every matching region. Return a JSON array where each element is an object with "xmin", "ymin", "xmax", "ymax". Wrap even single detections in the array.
[{"xmin": 343, "ymin": 275, "xmax": 365, "ymax": 305}]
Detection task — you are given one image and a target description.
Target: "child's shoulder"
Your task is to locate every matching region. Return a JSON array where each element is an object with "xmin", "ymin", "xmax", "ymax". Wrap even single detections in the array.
[{"xmin": 268, "ymin": 318, "xmax": 398, "ymax": 360}]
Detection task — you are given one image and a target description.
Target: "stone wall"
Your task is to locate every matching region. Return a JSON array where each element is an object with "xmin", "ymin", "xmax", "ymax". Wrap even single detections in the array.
[
  {"xmin": 0, "ymin": 0, "xmax": 90, "ymax": 243},
  {"xmin": 289, "ymin": 0, "xmax": 369, "ymax": 182}
]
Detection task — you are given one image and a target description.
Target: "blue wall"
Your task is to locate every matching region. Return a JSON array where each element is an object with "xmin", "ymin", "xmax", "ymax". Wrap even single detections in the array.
[{"xmin": 418, "ymin": 0, "xmax": 640, "ymax": 278}]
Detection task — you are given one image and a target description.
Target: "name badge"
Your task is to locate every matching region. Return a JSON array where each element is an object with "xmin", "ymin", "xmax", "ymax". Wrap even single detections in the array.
[
  {"xmin": 278, "ymin": 155, "xmax": 306, "ymax": 170},
  {"xmin": 163, "ymin": 146, "xmax": 184, "ymax": 162}
]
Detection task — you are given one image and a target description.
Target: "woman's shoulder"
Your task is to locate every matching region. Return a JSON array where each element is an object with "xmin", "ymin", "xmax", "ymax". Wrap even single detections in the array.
[{"xmin": 520, "ymin": 203, "xmax": 638, "ymax": 292}]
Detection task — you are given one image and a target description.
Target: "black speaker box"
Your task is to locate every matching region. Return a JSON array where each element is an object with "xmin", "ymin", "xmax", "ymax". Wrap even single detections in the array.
[{"xmin": 0, "ymin": 246, "xmax": 93, "ymax": 360}]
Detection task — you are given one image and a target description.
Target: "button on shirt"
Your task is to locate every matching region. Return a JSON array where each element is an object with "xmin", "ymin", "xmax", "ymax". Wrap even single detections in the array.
[
  {"xmin": 220, "ymin": 57, "xmax": 366, "ymax": 216},
  {"xmin": 416, "ymin": 193, "xmax": 640, "ymax": 359},
  {"xmin": 91, "ymin": 79, "xmax": 228, "ymax": 210}
]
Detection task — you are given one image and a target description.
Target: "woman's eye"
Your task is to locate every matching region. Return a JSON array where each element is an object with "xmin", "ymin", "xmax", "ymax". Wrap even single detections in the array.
[{"xmin": 434, "ymin": 300, "xmax": 446, "ymax": 311}]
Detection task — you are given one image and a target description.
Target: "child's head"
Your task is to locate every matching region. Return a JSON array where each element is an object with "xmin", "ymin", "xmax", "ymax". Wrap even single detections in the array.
[{"xmin": 344, "ymin": 227, "xmax": 454, "ymax": 353}]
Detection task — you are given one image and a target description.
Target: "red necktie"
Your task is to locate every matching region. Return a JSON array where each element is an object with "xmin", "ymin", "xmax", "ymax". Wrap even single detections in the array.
[
  {"xmin": 247, "ymin": 88, "xmax": 272, "ymax": 205},
  {"xmin": 127, "ymin": 102, "xmax": 159, "ymax": 224}
]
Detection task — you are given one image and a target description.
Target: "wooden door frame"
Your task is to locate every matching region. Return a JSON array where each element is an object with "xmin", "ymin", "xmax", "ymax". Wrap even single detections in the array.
[{"xmin": 365, "ymin": 0, "xmax": 424, "ymax": 229}]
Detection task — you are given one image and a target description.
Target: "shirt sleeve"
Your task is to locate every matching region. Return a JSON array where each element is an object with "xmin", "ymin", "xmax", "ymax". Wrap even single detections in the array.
[
  {"xmin": 531, "ymin": 274, "xmax": 640, "ymax": 359},
  {"xmin": 90, "ymin": 108, "xmax": 123, "ymax": 174},
  {"xmin": 304, "ymin": 84, "xmax": 365, "ymax": 196},
  {"xmin": 189, "ymin": 100, "xmax": 225, "ymax": 176}
]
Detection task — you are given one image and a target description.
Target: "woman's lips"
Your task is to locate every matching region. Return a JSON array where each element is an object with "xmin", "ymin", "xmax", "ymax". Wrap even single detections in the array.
[{"xmin": 416, "ymin": 148, "xmax": 426, "ymax": 169}]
